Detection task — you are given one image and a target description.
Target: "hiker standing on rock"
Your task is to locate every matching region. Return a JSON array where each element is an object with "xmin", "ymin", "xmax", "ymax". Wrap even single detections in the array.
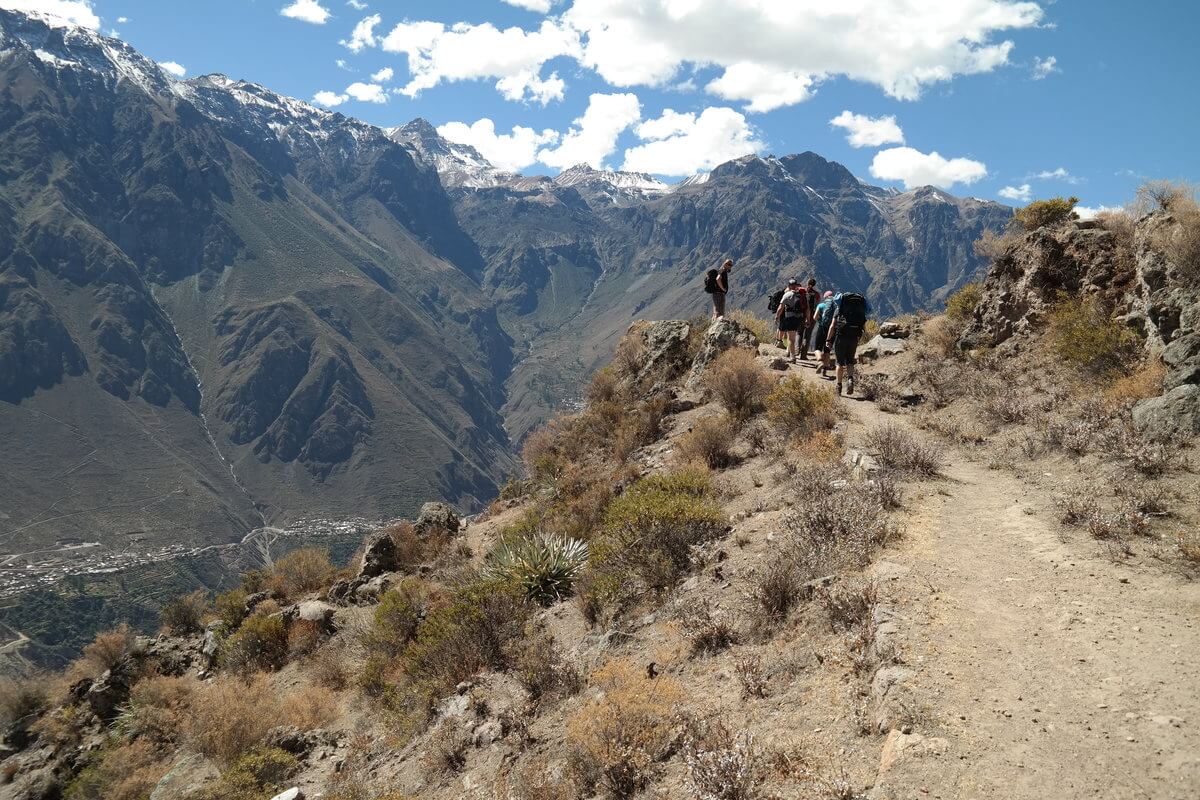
[
  {"xmin": 704, "ymin": 259, "xmax": 732, "ymax": 319},
  {"xmin": 775, "ymin": 277, "xmax": 809, "ymax": 364},
  {"xmin": 826, "ymin": 290, "xmax": 871, "ymax": 395}
]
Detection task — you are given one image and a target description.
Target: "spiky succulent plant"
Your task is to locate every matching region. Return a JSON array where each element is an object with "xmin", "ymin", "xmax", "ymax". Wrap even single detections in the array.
[{"xmin": 484, "ymin": 534, "xmax": 589, "ymax": 606}]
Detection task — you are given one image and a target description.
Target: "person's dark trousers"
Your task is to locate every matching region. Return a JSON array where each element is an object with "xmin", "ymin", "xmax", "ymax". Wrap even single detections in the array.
[{"xmin": 712, "ymin": 292, "xmax": 726, "ymax": 317}]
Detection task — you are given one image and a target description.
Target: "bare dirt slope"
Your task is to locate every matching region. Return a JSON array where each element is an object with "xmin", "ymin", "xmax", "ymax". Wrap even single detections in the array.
[{"xmin": 803, "ymin": 354, "xmax": 1200, "ymax": 799}]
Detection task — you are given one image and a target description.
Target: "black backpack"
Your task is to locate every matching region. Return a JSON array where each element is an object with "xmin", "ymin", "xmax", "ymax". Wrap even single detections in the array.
[
  {"xmin": 703, "ymin": 269, "xmax": 719, "ymax": 294},
  {"xmin": 767, "ymin": 288, "xmax": 785, "ymax": 312},
  {"xmin": 837, "ymin": 292, "xmax": 868, "ymax": 327}
]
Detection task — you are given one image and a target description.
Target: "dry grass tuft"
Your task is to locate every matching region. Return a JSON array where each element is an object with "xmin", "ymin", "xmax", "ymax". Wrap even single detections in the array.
[
  {"xmin": 864, "ymin": 425, "xmax": 942, "ymax": 476},
  {"xmin": 265, "ymin": 548, "xmax": 337, "ymax": 599},
  {"xmin": 185, "ymin": 674, "xmax": 282, "ymax": 764},
  {"xmin": 681, "ymin": 601, "xmax": 739, "ymax": 656},
  {"xmin": 675, "ymin": 415, "xmax": 737, "ymax": 469},
  {"xmin": 566, "ymin": 659, "xmax": 685, "ymax": 797},
  {"xmin": 765, "ymin": 378, "xmax": 837, "ymax": 435},
  {"xmin": 683, "ymin": 720, "xmax": 764, "ymax": 800},
  {"xmin": 705, "ymin": 348, "xmax": 773, "ymax": 421}
]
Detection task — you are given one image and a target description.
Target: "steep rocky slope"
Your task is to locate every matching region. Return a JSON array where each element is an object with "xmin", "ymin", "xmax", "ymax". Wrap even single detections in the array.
[{"xmin": 0, "ymin": 10, "xmax": 517, "ymax": 562}]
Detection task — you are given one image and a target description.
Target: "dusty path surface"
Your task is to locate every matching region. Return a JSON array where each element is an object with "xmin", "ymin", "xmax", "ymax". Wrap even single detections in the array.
[{"xmin": 786, "ymin": 354, "xmax": 1200, "ymax": 799}]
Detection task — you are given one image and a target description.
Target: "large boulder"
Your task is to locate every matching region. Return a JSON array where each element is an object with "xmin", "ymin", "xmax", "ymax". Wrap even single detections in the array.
[
  {"xmin": 686, "ymin": 318, "xmax": 758, "ymax": 388},
  {"xmin": 1133, "ymin": 384, "xmax": 1200, "ymax": 439},
  {"xmin": 357, "ymin": 532, "xmax": 397, "ymax": 579},
  {"xmin": 635, "ymin": 319, "xmax": 694, "ymax": 384},
  {"xmin": 415, "ymin": 502, "xmax": 460, "ymax": 534},
  {"xmin": 857, "ymin": 335, "xmax": 906, "ymax": 361}
]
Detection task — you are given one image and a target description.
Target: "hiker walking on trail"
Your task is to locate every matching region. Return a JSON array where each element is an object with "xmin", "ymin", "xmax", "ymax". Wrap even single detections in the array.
[
  {"xmin": 775, "ymin": 277, "xmax": 809, "ymax": 364},
  {"xmin": 802, "ymin": 278, "xmax": 819, "ymax": 357},
  {"xmin": 767, "ymin": 281, "xmax": 789, "ymax": 348},
  {"xmin": 811, "ymin": 290, "xmax": 835, "ymax": 376},
  {"xmin": 704, "ymin": 259, "xmax": 732, "ymax": 319},
  {"xmin": 826, "ymin": 290, "xmax": 871, "ymax": 395}
]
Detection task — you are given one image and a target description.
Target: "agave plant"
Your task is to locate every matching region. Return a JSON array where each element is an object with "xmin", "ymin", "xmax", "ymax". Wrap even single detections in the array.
[{"xmin": 484, "ymin": 533, "xmax": 589, "ymax": 606}]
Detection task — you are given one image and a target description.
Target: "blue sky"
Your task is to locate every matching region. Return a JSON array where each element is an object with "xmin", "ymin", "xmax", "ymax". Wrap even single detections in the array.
[{"xmin": 9, "ymin": 0, "xmax": 1199, "ymax": 211}]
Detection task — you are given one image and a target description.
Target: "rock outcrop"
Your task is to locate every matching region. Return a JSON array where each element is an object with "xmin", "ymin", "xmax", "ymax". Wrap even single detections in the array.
[
  {"xmin": 960, "ymin": 214, "xmax": 1200, "ymax": 437},
  {"xmin": 687, "ymin": 318, "xmax": 759, "ymax": 389}
]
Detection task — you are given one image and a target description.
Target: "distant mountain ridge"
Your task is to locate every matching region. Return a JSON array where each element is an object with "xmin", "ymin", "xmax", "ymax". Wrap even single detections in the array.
[{"xmin": 1, "ymin": 7, "xmax": 1009, "ymax": 567}]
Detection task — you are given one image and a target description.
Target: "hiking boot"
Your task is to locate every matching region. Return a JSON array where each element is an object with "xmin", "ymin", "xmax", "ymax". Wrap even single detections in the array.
[
  {"xmin": 836, "ymin": 382, "xmax": 843, "ymax": 395},
  {"xmin": 846, "ymin": 377, "xmax": 855, "ymax": 396}
]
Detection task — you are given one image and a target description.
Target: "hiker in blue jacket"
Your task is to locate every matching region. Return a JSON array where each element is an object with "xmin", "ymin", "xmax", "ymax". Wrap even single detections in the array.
[
  {"xmin": 810, "ymin": 291, "xmax": 836, "ymax": 377},
  {"xmin": 825, "ymin": 291, "xmax": 872, "ymax": 396}
]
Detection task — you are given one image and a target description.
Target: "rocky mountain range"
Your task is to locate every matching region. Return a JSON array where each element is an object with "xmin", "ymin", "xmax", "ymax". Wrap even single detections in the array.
[{"xmin": 0, "ymin": 9, "xmax": 1011, "ymax": 575}]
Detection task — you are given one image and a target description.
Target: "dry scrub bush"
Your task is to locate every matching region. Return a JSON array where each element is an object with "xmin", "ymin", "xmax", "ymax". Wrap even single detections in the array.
[
  {"xmin": 222, "ymin": 614, "xmax": 289, "ymax": 674},
  {"xmin": 1048, "ymin": 297, "xmax": 1142, "ymax": 378},
  {"xmin": 1011, "ymin": 196, "xmax": 1079, "ymax": 231},
  {"xmin": 784, "ymin": 480, "xmax": 894, "ymax": 579},
  {"xmin": 116, "ymin": 675, "xmax": 194, "ymax": 745},
  {"xmin": 308, "ymin": 641, "xmax": 353, "ymax": 691},
  {"xmin": 864, "ymin": 425, "xmax": 942, "ymax": 476},
  {"xmin": 567, "ymin": 659, "xmax": 685, "ymax": 797},
  {"xmin": 734, "ymin": 655, "xmax": 768, "ymax": 699},
  {"xmin": 1177, "ymin": 530, "xmax": 1200, "ymax": 563},
  {"xmin": 973, "ymin": 229, "xmax": 1020, "ymax": 262},
  {"xmin": 76, "ymin": 623, "xmax": 136, "ymax": 679},
  {"xmin": 281, "ymin": 684, "xmax": 339, "ymax": 730},
  {"xmin": 383, "ymin": 522, "xmax": 452, "ymax": 571},
  {"xmin": 583, "ymin": 470, "xmax": 727, "ymax": 617},
  {"xmin": 588, "ymin": 366, "xmax": 624, "ymax": 404},
  {"xmin": 185, "ymin": 674, "xmax": 281, "ymax": 764},
  {"xmin": 0, "ymin": 674, "xmax": 47, "ymax": 731},
  {"xmin": 1136, "ymin": 180, "xmax": 1196, "ymax": 214},
  {"xmin": 64, "ymin": 739, "xmax": 170, "ymax": 800},
  {"xmin": 682, "ymin": 601, "xmax": 739, "ymax": 655},
  {"xmin": 728, "ymin": 310, "xmax": 773, "ymax": 344},
  {"xmin": 705, "ymin": 349, "xmax": 773, "ymax": 421},
  {"xmin": 766, "ymin": 378, "xmax": 837, "ymax": 435},
  {"xmin": 510, "ymin": 627, "xmax": 582, "ymax": 705},
  {"xmin": 266, "ymin": 547, "xmax": 337, "ymax": 598},
  {"xmin": 365, "ymin": 579, "xmax": 430, "ymax": 657},
  {"xmin": 214, "ymin": 587, "xmax": 250, "ymax": 634},
  {"xmin": 1104, "ymin": 360, "xmax": 1166, "ymax": 408},
  {"xmin": 819, "ymin": 580, "xmax": 878, "ymax": 632},
  {"xmin": 755, "ymin": 560, "xmax": 800, "ymax": 626},
  {"xmin": 160, "ymin": 589, "xmax": 208, "ymax": 635},
  {"xmin": 683, "ymin": 720, "xmax": 763, "ymax": 800},
  {"xmin": 675, "ymin": 415, "xmax": 737, "ymax": 469},
  {"xmin": 613, "ymin": 330, "xmax": 647, "ymax": 379},
  {"xmin": 422, "ymin": 722, "xmax": 470, "ymax": 779}
]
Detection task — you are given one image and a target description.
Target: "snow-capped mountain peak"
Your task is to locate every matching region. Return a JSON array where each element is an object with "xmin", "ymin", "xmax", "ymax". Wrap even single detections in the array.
[
  {"xmin": 553, "ymin": 164, "xmax": 672, "ymax": 198},
  {"xmin": 386, "ymin": 119, "xmax": 515, "ymax": 189}
]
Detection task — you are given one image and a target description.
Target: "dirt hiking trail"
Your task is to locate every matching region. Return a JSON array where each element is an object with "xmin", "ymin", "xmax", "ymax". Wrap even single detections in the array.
[{"xmin": 789, "ymin": 355, "xmax": 1200, "ymax": 799}]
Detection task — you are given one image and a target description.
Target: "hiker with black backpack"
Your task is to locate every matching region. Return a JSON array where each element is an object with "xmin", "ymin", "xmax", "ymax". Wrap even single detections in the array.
[
  {"xmin": 811, "ymin": 290, "xmax": 836, "ymax": 376},
  {"xmin": 774, "ymin": 277, "xmax": 810, "ymax": 364},
  {"xmin": 704, "ymin": 259, "xmax": 733, "ymax": 319},
  {"xmin": 826, "ymin": 291, "xmax": 871, "ymax": 395},
  {"xmin": 767, "ymin": 282, "xmax": 789, "ymax": 348}
]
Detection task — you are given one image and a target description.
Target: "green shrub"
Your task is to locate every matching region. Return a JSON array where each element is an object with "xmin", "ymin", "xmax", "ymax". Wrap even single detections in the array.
[
  {"xmin": 402, "ymin": 578, "xmax": 529, "ymax": 696},
  {"xmin": 1011, "ymin": 196, "xmax": 1078, "ymax": 231},
  {"xmin": 366, "ymin": 580, "xmax": 428, "ymax": 657},
  {"xmin": 213, "ymin": 588, "xmax": 249, "ymax": 635},
  {"xmin": 586, "ymin": 470, "xmax": 727, "ymax": 608},
  {"xmin": 192, "ymin": 748, "xmax": 299, "ymax": 800},
  {"xmin": 944, "ymin": 282, "xmax": 982, "ymax": 321},
  {"xmin": 483, "ymin": 533, "xmax": 589, "ymax": 605},
  {"xmin": 1048, "ymin": 297, "xmax": 1141, "ymax": 377},
  {"xmin": 765, "ymin": 378, "xmax": 837, "ymax": 434},
  {"xmin": 160, "ymin": 590, "xmax": 208, "ymax": 635},
  {"xmin": 221, "ymin": 615, "xmax": 289, "ymax": 674}
]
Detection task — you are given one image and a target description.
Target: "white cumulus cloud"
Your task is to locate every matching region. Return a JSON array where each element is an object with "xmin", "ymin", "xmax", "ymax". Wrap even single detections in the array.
[
  {"xmin": 1074, "ymin": 205, "xmax": 1119, "ymax": 221},
  {"xmin": 344, "ymin": 81, "xmax": 387, "ymax": 102},
  {"xmin": 371, "ymin": 66, "xmax": 393, "ymax": 82},
  {"xmin": 281, "ymin": 0, "xmax": 330, "ymax": 25},
  {"xmin": 1031, "ymin": 55, "xmax": 1058, "ymax": 79},
  {"xmin": 998, "ymin": 184, "xmax": 1032, "ymax": 202},
  {"xmin": 438, "ymin": 118, "xmax": 560, "ymax": 171},
  {"xmin": 537, "ymin": 92, "xmax": 641, "ymax": 170},
  {"xmin": 347, "ymin": 0, "xmax": 367, "ymax": 8},
  {"xmin": 829, "ymin": 110, "xmax": 905, "ymax": 148},
  {"xmin": 158, "ymin": 61, "xmax": 186, "ymax": 78},
  {"xmin": 116, "ymin": 15, "xmax": 127, "ymax": 23},
  {"xmin": 563, "ymin": 0, "xmax": 1044, "ymax": 111},
  {"xmin": 622, "ymin": 107, "xmax": 764, "ymax": 176},
  {"xmin": 341, "ymin": 13, "xmax": 379, "ymax": 52},
  {"xmin": 1029, "ymin": 166, "xmax": 1079, "ymax": 183},
  {"xmin": 381, "ymin": 19, "xmax": 580, "ymax": 105},
  {"xmin": 502, "ymin": 0, "xmax": 554, "ymax": 11},
  {"xmin": 870, "ymin": 146, "xmax": 988, "ymax": 189},
  {"xmin": 0, "ymin": 0, "xmax": 100, "ymax": 28},
  {"xmin": 313, "ymin": 90, "xmax": 348, "ymax": 106}
]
